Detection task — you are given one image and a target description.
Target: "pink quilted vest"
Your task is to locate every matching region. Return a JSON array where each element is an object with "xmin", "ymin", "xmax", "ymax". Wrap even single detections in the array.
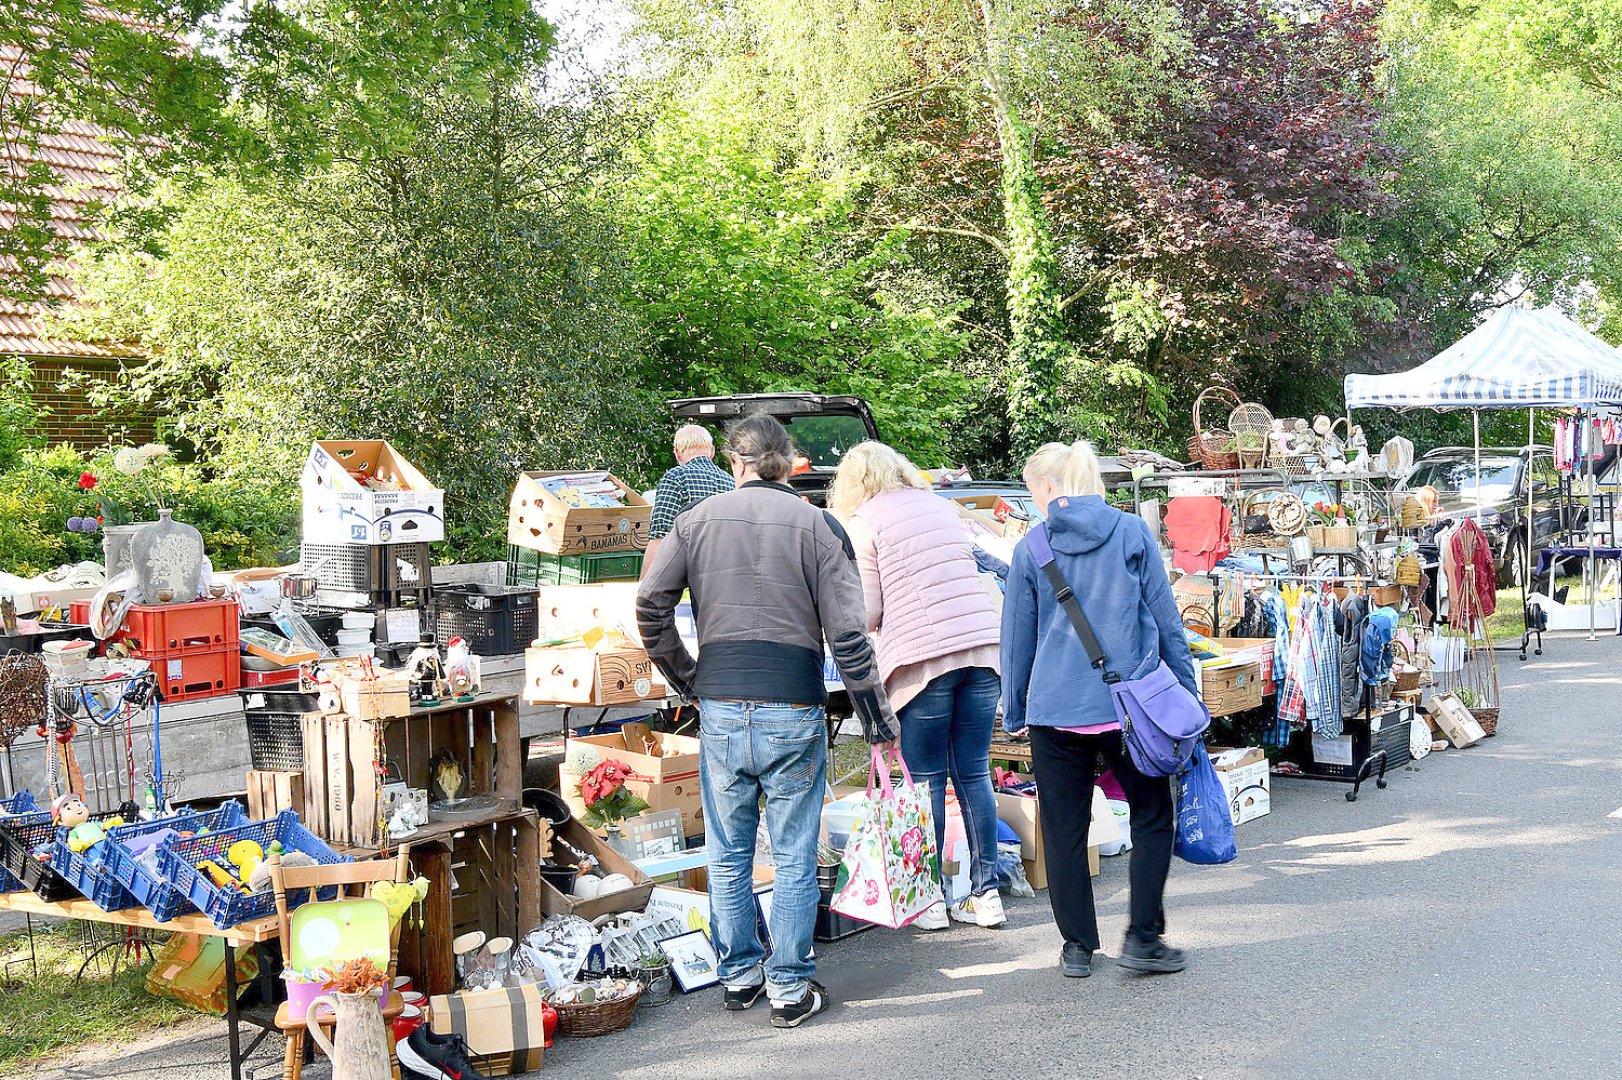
[{"xmin": 851, "ymin": 487, "xmax": 1001, "ymax": 684}]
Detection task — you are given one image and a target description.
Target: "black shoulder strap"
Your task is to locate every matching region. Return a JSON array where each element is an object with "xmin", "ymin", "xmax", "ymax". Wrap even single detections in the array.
[{"xmin": 1026, "ymin": 525, "xmax": 1120, "ymax": 683}]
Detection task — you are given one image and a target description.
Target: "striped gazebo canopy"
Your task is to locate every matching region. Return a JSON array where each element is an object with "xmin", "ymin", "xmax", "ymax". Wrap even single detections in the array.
[{"xmin": 1345, "ymin": 307, "xmax": 1622, "ymax": 410}]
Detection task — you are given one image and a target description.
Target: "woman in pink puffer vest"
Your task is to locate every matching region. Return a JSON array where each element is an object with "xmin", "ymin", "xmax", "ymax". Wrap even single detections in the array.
[{"xmin": 831, "ymin": 443, "xmax": 1005, "ymax": 930}]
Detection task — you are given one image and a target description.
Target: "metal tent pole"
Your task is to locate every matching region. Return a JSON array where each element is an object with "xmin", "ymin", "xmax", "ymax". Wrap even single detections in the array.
[{"xmin": 1589, "ymin": 412, "xmax": 1599, "ymax": 640}]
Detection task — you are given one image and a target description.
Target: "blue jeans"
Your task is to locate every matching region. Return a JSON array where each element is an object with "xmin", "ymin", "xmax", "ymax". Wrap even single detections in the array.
[
  {"xmin": 698, "ymin": 698, "xmax": 826, "ymax": 1006},
  {"xmin": 897, "ymin": 666, "xmax": 1001, "ymax": 898}
]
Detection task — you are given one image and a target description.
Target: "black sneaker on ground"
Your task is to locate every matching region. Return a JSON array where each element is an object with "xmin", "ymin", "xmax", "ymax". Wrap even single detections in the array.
[
  {"xmin": 1117, "ymin": 937, "xmax": 1187, "ymax": 974},
  {"xmin": 724, "ymin": 981, "xmax": 767, "ymax": 1011},
  {"xmin": 1060, "ymin": 942, "xmax": 1096, "ymax": 978},
  {"xmin": 399, "ymin": 1025, "xmax": 490, "ymax": 1080},
  {"xmin": 770, "ymin": 980, "xmax": 831, "ymax": 1029}
]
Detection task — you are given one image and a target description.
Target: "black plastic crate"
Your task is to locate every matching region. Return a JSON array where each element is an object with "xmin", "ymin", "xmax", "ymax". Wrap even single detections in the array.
[
  {"xmin": 434, "ymin": 584, "xmax": 539, "ymax": 656},
  {"xmin": 0, "ymin": 804, "xmax": 135, "ymax": 902},
  {"xmin": 814, "ymin": 863, "xmax": 872, "ymax": 943},
  {"xmin": 0, "ymin": 621, "xmax": 90, "ymax": 654},
  {"xmin": 1294, "ymin": 703, "xmax": 1415, "ymax": 780},
  {"xmin": 303, "ymin": 541, "xmax": 434, "ymax": 607},
  {"xmin": 239, "ymin": 688, "xmax": 319, "ymax": 771}
]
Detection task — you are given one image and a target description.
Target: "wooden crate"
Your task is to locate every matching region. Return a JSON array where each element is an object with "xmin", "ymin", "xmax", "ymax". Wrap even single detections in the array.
[
  {"xmin": 397, "ymin": 810, "xmax": 547, "ymax": 996},
  {"xmin": 524, "ymin": 645, "xmax": 666, "ymax": 706},
  {"xmin": 303, "ymin": 693, "xmax": 526, "ymax": 849},
  {"xmin": 245, "ymin": 770, "xmax": 305, "ymax": 821}
]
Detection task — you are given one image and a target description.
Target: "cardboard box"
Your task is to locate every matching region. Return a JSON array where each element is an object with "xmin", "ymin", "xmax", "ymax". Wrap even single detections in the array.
[
  {"xmin": 339, "ymin": 671, "xmax": 412, "ymax": 721},
  {"xmin": 507, "ymin": 470, "xmax": 652, "ymax": 556},
  {"xmin": 568, "ymin": 731, "xmax": 701, "ymax": 782},
  {"xmin": 1199, "ymin": 660, "xmax": 1263, "ymax": 717},
  {"xmin": 428, "ymin": 984, "xmax": 547, "ymax": 1077},
  {"xmin": 1427, "ymin": 694, "xmax": 1485, "ymax": 748},
  {"xmin": 300, "ymin": 440, "xmax": 445, "ymax": 545},
  {"xmin": 524, "ymin": 645, "xmax": 666, "ymax": 705},
  {"xmin": 1212, "ymin": 637, "xmax": 1276, "ymax": 694},
  {"xmin": 536, "ymin": 582, "xmax": 644, "ymax": 645},
  {"xmin": 1208, "ymin": 746, "xmax": 1270, "ymax": 825},
  {"xmin": 993, "ymin": 785, "xmax": 1117, "ymax": 887},
  {"xmin": 539, "ymin": 817, "xmax": 656, "ymax": 921}
]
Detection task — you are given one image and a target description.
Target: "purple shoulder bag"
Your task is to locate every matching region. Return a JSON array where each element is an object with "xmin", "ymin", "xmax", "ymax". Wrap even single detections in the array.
[{"xmin": 1025, "ymin": 525, "xmax": 1209, "ymax": 777}]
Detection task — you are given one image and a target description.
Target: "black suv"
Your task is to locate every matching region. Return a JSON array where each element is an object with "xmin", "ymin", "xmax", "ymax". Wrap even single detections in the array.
[
  {"xmin": 1398, "ymin": 446, "xmax": 1580, "ymax": 586},
  {"xmin": 669, "ymin": 393, "xmax": 880, "ymax": 506}
]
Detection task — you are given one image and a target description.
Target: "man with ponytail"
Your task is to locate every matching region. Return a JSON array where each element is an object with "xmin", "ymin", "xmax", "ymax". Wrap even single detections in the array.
[{"xmin": 637, "ymin": 412, "xmax": 899, "ymax": 1029}]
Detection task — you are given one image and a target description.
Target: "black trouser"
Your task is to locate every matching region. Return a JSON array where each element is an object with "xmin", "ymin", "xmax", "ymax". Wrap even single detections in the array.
[{"xmin": 1027, "ymin": 726, "xmax": 1175, "ymax": 952}]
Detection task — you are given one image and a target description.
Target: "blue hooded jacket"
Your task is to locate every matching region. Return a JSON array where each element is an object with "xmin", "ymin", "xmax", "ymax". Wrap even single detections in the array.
[{"xmin": 1000, "ymin": 494, "xmax": 1200, "ymax": 733}]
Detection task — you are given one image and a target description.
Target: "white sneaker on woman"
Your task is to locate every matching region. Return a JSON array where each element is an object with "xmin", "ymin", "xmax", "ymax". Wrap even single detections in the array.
[
  {"xmin": 914, "ymin": 900, "xmax": 950, "ymax": 930},
  {"xmin": 949, "ymin": 890, "xmax": 1006, "ymax": 928}
]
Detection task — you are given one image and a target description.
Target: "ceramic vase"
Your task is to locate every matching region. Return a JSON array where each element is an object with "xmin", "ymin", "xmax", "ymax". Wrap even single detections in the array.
[
  {"xmin": 129, "ymin": 509, "xmax": 205, "ymax": 604},
  {"xmin": 101, "ymin": 521, "xmax": 157, "ymax": 575},
  {"xmin": 305, "ymin": 991, "xmax": 391, "ymax": 1080}
]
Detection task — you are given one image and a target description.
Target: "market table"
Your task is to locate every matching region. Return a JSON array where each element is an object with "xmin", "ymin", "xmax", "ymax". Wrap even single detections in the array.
[{"xmin": 0, "ymin": 891, "xmax": 279, "ymax": 1080}]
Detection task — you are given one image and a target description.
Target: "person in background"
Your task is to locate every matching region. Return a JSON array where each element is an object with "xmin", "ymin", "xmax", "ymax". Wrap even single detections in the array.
[
  {"xmin": 1000, "ymin": 440, "xmax": 1198, "ymax": 979},
  {"xmin": 830, "ymin": 442, "xmax": 1004, "ymax": 929},
  {"xmin": 637, "ymin": 413, "xmax": 899, "ymax": 1029},
  {"xmin": 645, "ymin": 423, "xmax": 734, "ymax": 566}
]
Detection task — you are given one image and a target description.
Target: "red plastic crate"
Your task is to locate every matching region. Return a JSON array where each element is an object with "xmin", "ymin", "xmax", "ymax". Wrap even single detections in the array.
[
  {"xmin": 70, "ymin": 598, "xmax": 240, "ymax": 657},
  {"xmin": 241, "ymin": 666, "xmax": 300, "ymax": 688},
  {"xmin": 149, "ymin": 645, "xmax": 241, "ymax": 703}
]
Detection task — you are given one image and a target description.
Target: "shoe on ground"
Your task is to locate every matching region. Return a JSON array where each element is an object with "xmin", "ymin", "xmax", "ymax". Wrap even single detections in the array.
[
  {"xmin": 399, "ymin": 1025, "xmax": 489, "ymax": 1080},
  {"xmin": 914, "ymin": 900, "xmax": 949, "ymax": 930},
  {"xmin": 1060, "ymin": 941, "xmax": 1097, "ymax": 978},
  {"xmin": 1116, "ymin": 937, "xmax": 1187, "ymax": 974},
  {"xmin": 771, "ymin": 980, "xmax": 831, "ymax": 1029},
  {"xmin": 948, "ymin": 890, "xmax": 1007, "ymax": 928},
  {"xmin": 723, "ymin": 981, "xmax": 767, "ymax": 1011}
]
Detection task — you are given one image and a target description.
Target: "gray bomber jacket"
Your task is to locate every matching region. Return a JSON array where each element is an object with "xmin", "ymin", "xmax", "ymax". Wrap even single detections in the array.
[{"xmin": 635, "ymin": 480, "xmax": 900, "ymax": 745}]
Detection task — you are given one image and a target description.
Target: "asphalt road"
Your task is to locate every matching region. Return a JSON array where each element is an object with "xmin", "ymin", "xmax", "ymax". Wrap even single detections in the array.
[{"xmin": 30, "ymin": 633, "xmax": 1622, "ymax": 1080}]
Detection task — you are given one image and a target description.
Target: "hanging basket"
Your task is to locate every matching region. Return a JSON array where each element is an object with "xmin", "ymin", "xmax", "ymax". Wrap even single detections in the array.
[
  {"xmin": 1396, "ymin": 553, "xmax": 1422, "ymax": 586},
  {"xmin": 1189, "ymin": 386, "xmax": 1241, "ymax": 471}
]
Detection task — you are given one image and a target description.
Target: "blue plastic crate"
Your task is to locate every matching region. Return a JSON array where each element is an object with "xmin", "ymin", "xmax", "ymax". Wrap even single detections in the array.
[
  {"xmin": 103, "ymin": 801, "xmax": 248, "ymax": 922},
  {"xmin": 158, "ymin": 810, "xmax": 349, "ymax": 929},
  {"xmin": 1, "ymin": 806, "xmax": 132, "ymax": 902},
  {"xmin": 49, "ymin": 841, "xmax": 136, "ymax": 911},
  {"xmin": 0, "ymin": 791, "xmax": 39, "ymax": 892}
]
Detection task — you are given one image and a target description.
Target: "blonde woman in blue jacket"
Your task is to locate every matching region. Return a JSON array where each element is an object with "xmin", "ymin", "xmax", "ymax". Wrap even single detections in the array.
[{"xmin": 1001, "ymin": 440, "xmax": 1199, "ymax": 980}]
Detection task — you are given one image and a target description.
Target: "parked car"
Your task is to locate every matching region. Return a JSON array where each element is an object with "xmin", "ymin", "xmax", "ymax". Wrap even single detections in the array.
[
  {"xmin": 669, "ymin": 393, "xmax": 880, "ymax": 506},
  {"xmin": 1397, "ymin": 446, "xmax": 1580, "ymax": 586}
]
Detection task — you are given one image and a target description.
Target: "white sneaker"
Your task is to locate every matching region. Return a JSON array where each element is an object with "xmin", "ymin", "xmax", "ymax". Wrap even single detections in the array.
[
  {"xmin": 914, "ymin": 900, "xmax": 949, "ymax": 930},
  {"xmin": 948, "ymin": 890, "xmax": 1006, "ymax": 928}
]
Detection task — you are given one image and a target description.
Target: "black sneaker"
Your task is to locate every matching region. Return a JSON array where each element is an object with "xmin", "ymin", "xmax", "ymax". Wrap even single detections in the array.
[
  {"xmin": 399, "ymin": 1026, "xmax": 489, "ymax": 1080},
  {"xmin": 1117, "ymin": 937, "xmax": 1187, "ymax": 974},
  {"xmin": 723, "ymin": 981, "xmax": 767, "ymax": 1011},
  {"xmin": 1060, "ymin": 942, "xmax": 1096, "ymax": 978},
  {"xmin": 770, "ymin": 980, "xmax": 831, "ymax": 1029}
]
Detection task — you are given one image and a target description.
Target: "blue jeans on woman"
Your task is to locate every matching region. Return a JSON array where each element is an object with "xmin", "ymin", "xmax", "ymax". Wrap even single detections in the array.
[
  {"xmin": 897, "ymin": 666, "xmax": 1001, "ymax": 899},
  {"xmin": 697, "ymin": 698, "xmax": 826, "ymax": 1006}
]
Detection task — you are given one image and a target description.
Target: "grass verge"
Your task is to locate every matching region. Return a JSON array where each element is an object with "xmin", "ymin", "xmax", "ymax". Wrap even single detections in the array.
[{"xmin": 0, "ymin": 921, "xmax": 193, "ymax": 1072}]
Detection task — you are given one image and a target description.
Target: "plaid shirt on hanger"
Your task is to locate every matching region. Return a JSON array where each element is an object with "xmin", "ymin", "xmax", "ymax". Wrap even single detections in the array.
[
  {"xmin": 1261, "ymin": 591, "xmax": 1295, "ymax": 748},
  {"xmin": 1303, "ymin": 593, "xmax": 1344, "ymax": 738}
]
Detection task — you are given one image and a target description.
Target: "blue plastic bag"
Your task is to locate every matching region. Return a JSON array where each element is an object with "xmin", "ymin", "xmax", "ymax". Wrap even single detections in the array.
[{"xmin": 1174, "ymin": 743, "xmax": 1237, "ymax": 865}]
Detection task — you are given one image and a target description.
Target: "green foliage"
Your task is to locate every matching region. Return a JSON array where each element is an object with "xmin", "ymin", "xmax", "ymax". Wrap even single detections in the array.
[
  {"xmin": 612, "ymin": 66, "xmax": 975, "ymax": 463},
  {"xmin": 0, "ymin": 357, "xmax": 41, "ymax": 470},
  {"xmin": 0, "ymin": 442, "xmax": 295, "ymax": 578}
]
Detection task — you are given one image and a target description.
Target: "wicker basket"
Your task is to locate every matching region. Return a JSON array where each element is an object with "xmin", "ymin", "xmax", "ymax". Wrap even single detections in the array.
[
  {"xmin": 1400, "ymin": 496, "xmax": 1427, "ymax": 529},
  {"xmin": 1189, "ymin": 386, "xmax": 1241, "ymax": 470},
  {"xmin": 1470, "ymin": 707, "xmax": 1500, "ymax": 737},
  {"xmin": 1396, "ymin": 554, "xmax": 1422, "ymax": 586},
  {"xmin": 1318, "ymin": 524, "xmax": 1358, "ymax": 549},
  {"xmin": 554, "ymin": 984, "xmax": 642, "ymax": 1037},
  {"xmin": 1391, "ymin": 641, "xmax": 1421, "ymax": 692}
]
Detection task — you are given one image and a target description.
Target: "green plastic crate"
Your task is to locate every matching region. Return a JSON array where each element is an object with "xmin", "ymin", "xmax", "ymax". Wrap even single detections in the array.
[{"xmin": 507, "ymin": 546, "xmax": 644, "ymax": 587}]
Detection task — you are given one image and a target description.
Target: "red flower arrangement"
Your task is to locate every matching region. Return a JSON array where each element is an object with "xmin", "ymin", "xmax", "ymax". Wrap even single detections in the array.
[{"xmin": 577, "ymin": 759, "xmax": 649, "ymax": 829}]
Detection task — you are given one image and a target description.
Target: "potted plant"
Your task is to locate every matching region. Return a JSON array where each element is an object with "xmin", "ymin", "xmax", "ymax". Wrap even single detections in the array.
[
  {"xmin": 577, "ymin": 759, "xmax": 649, "ymax": 853},
  {"xmin": 634, "ymin": 950, "xmax": 673, "ymax": 1006}
]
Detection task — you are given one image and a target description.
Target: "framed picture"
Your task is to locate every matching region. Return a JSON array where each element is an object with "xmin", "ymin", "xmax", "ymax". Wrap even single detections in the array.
[
  {"xmin": 755, "ymin": 888, "xmax": 774, "ymax": 948},
  {"xmin": 657, "ymin": 930, "xmax": 720, "ymax": 993}
]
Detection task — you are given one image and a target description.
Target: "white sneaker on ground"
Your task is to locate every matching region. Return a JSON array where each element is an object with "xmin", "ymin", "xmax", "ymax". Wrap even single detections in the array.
[
  {"xmin": 948, "ymin": 890, "xmax": 1006, "ymax": 928},
  {"xmin": 914, "ymin": 900, "xmax": 949, "ymax": 930}
]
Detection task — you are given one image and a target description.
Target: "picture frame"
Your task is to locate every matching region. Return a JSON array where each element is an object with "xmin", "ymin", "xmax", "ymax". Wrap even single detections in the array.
[{"xmin": 657, "ymin": 929, "xmax": 720, "ymax": 992}]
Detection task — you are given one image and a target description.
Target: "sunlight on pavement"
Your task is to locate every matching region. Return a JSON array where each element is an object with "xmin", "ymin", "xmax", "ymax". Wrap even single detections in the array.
[{"xmin": 844, "ymin": 988, "xmax": 986, "ymax": 1008}]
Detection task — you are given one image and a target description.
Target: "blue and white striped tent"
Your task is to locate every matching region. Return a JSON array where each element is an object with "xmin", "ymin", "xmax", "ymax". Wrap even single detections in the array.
[{"xmin": 1344, "ymin": 307, "xmax": 1622, "ymax": 410}]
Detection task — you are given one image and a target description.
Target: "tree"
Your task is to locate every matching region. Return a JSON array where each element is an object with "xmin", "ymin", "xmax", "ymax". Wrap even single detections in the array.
[
  {"xmin": 2, "ymin": 0, "xmax": 552, "ymax": 305},
  {"xmin": 58, "ymin": 85, "xmax": 651, "ymax": 559}
]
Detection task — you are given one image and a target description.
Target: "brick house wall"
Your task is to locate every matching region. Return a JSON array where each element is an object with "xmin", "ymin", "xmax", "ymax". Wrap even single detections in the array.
[{"xmin": 24, "ymin": 355, "xmax": 156, "ymax": 448}]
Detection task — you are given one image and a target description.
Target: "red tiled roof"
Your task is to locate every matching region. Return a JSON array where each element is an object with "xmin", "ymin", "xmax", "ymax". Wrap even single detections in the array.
[{"xmin": 1, "ymin": 38, "xmax": 143, "ymax": 360}]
